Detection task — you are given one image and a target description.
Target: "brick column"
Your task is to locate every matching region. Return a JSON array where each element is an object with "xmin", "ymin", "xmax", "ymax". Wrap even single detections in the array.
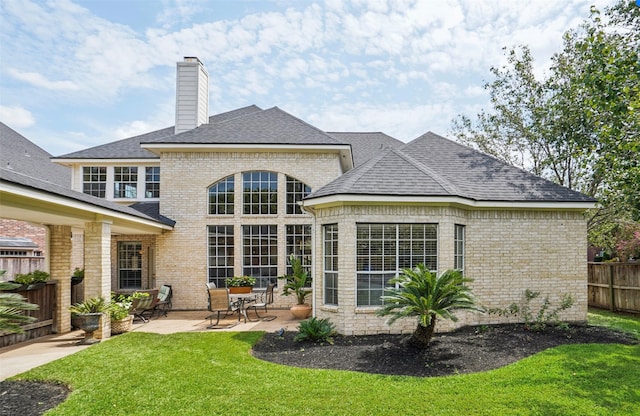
[
  {"xmin": 49, "ymin": 225, "xmax": 72, "ymax": 333},
  {"xmin": 84, "ymin": 220, "xmax": 112, "ymax": 339}
]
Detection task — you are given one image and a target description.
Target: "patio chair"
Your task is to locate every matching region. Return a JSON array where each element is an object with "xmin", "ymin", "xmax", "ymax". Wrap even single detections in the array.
[
  {"xmin": 130, "ymin": 289, "xmax": 159, "ymax": 323},
  {"xmin": 245, "ymin": 283, "xmax": 277, "ymax": 321},
  {"xmin": 206, "ymin": 287, "xmax": 237, "ymax": 329},
  {"xmin": 151, "ymin": 284, "xmax": 173, "ymax": 317}
]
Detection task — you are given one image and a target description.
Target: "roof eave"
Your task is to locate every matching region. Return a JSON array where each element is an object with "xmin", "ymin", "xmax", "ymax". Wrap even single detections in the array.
[{"xmin": 302, "ymin": 194, "xmax": 597, "ymax": 211}]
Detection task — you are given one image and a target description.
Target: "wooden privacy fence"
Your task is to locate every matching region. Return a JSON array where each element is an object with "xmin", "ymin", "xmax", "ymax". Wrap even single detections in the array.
[
  {"xmin": 588, "ymin": 262, "xmax": 640, "ymax": 313},
  {"xmin": 0, "ymin": 281, "xmax": 57, "ymax": 348}
]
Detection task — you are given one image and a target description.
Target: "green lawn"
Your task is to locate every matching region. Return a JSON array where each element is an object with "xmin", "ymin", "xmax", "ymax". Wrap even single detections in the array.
[{"xmin": 13, "ymin": 309, "xmax": 640, "ymax": 416}]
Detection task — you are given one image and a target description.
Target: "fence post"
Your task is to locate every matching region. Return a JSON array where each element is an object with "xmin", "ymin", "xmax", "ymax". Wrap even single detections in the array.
[{"xmin": 608, "ymin": 264, "xmax": 615, "ymax": 312}]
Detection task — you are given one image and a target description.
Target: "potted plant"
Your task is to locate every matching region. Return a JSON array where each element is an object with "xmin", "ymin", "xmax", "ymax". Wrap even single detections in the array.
[
  {"xmin": 109, "ymin": 293, "xmax": 133, "ymax": 335},
  {"xmin": 12, "ymin": 270, "xmax": 50, "ymax": 290},
  {"xmin": 281, "ymin": 254, "xmax": 312, "ymax": 319},
  {"xmin": 71, "ymin": 267, "xmax": 84, "ymax": 285},
  {"xmin": 225, "ymin": 276, "xmax": 256, "ymax": 294},
  {"xmin": 69, "ymin": 296, "xmax": 107, "ymax": 344}
]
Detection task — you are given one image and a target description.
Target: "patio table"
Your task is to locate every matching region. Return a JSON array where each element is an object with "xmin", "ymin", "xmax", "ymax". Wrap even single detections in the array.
[{"xmin": 230, "ymin": 293, "xmax": 258, "ymax": 323}]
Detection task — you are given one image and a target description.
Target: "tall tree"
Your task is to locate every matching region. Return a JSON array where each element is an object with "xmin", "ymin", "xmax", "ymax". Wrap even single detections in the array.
[{"xmin": 451, "ymin": 0, "xmax": 639, "ymax": 253}]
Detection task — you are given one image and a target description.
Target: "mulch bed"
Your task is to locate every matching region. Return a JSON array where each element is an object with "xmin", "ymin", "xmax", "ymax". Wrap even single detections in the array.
[
  {"xmin": 251, "ymin": 323, "xmax": 637, "ymax": 377},
  {"xmin": 1, "ymin": 323, "xmax": 636, "ymax": 415}
]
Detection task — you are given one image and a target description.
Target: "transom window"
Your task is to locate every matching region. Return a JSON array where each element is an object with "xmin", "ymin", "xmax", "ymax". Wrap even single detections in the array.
[
  {"xmin": 454, "ymin": 224, "xmax": 465, "ymax": 272},
  {"xmin": 118, "ymin": 241, "xmax": 142, "ymax": 289},
  {"xmin": 286, "ymin": 224, "xmax": 312, "ymax": 285},
  {"xmin": 114, "ymin": 167, "xmax": 138, "ymax": 198},
  {"xmin": 323, "ymin": 224, "xmax": 339, "ymax": 305},
  {"xmin": 145, "ymin": 167, "xmax": 160, "ymax": 198},
  {"xmin": 243, "ymin": 171, "xmax": 277, "ymax": 215},
  {"xmin": 207, "ymin": 225, "xmax": 234, "ymax": 288},
  {"xmin": 356, "ymin": 223, "xmax": 438, "ymax": 306},
  {"xmin": 209, "ymin": 175, "xmax": 235, "ymax": 215},
  {"xmin": 243, "ymin": 225, "xmax": 278, "ymax": 288},
  {"xmin": 82, "ymin": 167, "xmax": 106, "ymax": 198},
  {"xmin": 286, "ymin": 176, "xmax": 311, "ymax": 215}
]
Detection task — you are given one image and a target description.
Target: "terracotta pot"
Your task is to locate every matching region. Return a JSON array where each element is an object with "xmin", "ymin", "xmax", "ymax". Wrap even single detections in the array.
[
  {"xmin": 290, "ymin": 303, "xmax": 312, "ymax": 319},
  {"xmin": 229, "ymin": 286, "xmax": 252, "ymax": 294}
]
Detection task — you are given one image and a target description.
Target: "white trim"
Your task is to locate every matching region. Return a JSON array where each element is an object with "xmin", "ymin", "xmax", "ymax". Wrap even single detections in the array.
[
  {"xmin": 302, "ymin": 194, "xmax": 596, "ymax": 210},
  {"xmin": 52, "ymin": 159, "xmax": 160, "ymax": 165},
  {"xmin": 140, "ymin": 143, "xmax": 352, "ymax": 152}
]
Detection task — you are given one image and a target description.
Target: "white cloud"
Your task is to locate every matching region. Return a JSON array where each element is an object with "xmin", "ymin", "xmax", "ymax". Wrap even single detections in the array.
[
  {"xmin": 0, "ymin": 105, "xmax": 35, "ymax": 128},
  {"xmin": 7, "ymin": 69, "xmax": 79, "ymax": 91}
]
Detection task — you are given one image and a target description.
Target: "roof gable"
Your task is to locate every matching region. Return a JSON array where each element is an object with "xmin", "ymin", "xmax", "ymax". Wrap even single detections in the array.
[{"xmin": 307, "ymin": 131, "xmax": 596, "ymax": 204}]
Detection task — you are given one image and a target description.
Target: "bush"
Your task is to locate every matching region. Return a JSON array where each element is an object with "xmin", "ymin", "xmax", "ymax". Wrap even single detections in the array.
[
  {"xmin": 109, "ymin": 293, "xmax": 132, "ymax": 320},
  {"xmin": 488, "ymin": 289, "xmax": 574, "ymax": 332},
  {"xmin": 295, "ymin": 317, "xmax": 337, "ymax": 343},
  {"xmin": 14, "ymin": 270, "xmax": 50, "ymax": 284}
]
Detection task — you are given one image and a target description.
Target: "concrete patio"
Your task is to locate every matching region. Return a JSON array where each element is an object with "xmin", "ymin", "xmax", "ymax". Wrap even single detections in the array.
[{"xmin": 0, "ymin": 308, "xmax": 299, "ymax": 381}]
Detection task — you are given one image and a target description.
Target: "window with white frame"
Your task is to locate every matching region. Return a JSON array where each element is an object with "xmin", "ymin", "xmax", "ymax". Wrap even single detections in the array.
[
  {"xmin": 286, "ymin": 224, "xmax": 312, "ymax": 285},
  {"xmin": 454, "ymin": 224, "xmax": 465, "ymax": 272},
  {"xmin": 145, "ymin": 167, "xmax": 160, "ymax": 198},
  {"xmin": 243, "ymin": 171, "xmax": 277, "ymax": 214},
  {"xmin": 356, "ymin": 223, "xmax": 438, "ymax": 306},
  {"xmin": 286, "ymin": 176, "xmax": 311, "ymax": 215},
  {"xmin": 243, "ymin": 225, "xmax": 278, "ymax": 288},
  {"xmin": 209, "ymin": 175, "xmax": 234, "ymax": 215},
  {"xmin": 114, "ymin": 166, "xmax": 138, "ymax": 198},
  {"xmin": 118, "ymin": 241, "xmax": 142, "ymax": 289},
  {"xmin": 82, "ymin": 166, "xmax": 106, "ymax": 198},
  {"xmin": 207, "ymin": 225, "xmax": 234, "ymax": 288},
  {"xmin": 323, "ymin": 224, "xmax": 338, "ymax": 305}
]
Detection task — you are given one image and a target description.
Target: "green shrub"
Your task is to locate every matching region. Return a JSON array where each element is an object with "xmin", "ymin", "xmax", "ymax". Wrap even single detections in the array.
[
  {"xmin": 69, "ymin": 296, "xmax": 107, "ymax": 315},
  {"xmin": 295, "ymin": 317, "xmax": 337, "ymax": 343},
  {"xmin": 14, "ymin": 270, "xmax": 50, "ymax": 284},
  {"xmin": 109, "ymin": 293, "xmax": 132, "ymax": 320},
  {"xmin": 489, "ymin": 289, "xmax": 574, "ymax": 331}
]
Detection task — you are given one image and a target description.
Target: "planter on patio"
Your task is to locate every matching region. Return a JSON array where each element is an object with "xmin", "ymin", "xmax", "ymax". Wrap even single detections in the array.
[{"xmin": 111, "ymin": 315, "xmax": 134, "ymax": 335}]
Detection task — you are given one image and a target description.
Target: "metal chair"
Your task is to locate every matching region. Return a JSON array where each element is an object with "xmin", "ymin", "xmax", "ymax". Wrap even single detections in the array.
[
  {"xmin": 205, "ymin": 287, "xmax": 237, "ymax": 328},
  {"xmin": 245, "ymin": 283, "xmax": 277, "ymax": 321},
  {"xmin": 130, "ymin": 289, "xmax": 159, "ymax": 323},
  {"xmin": 152, "ymin": 284, "xmax": 173, "ymax": 317}
]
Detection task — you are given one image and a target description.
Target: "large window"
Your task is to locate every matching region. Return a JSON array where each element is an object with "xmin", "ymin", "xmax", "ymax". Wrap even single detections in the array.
[
  {"xmin": 118, "ymin": 241, "xmax": 142, "ymax": 289},
  {"xmin": 286, "ymin": 176, "xmax": 311, "ymax": 215},
  {"xmin": 145, "ymin": 167, "xmax": 160, "ymax": 198},
  {"xmin": 207, "ymin": 225, "xmax": 234, "ymax": 288},
  {"xmin": 356, "ymin": 223, "xmax": 438, "ymax": 306},
  {"xmin": 323, "ymin": 224, "xmax": 339, "ymax": 305},
  {"xmin": 454, "ymin": 224, "xmax": 465, "ymax": 272},
  {"xmin": 82, "ymin": 167, "xmax": 106, "ymax": 197},
  {"xmin": 114, "ymin": 166, "xmax": 138, "ymax": 198},
  {"xmin": 286, "ymin": 224, "xmax": 312, "ymax": 285},
  {"xmin": 209, "ymin": 175, "xmax": 234, "ymax": 215},
  {"xmin": 243, "ymin": 225, "xmax": 278, "ymax": 288},
  {"xmin": 243, "ymin": 171, "xmax": 277, "ymax": 214}
]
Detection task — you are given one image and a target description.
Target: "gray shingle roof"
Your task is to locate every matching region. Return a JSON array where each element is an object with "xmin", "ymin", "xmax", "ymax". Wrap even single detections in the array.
[
  {"xmin": 55, "ymin": 105, "xmax": 263, "ymax": 159},
  {"xmin": 307, "ymin": 132, "xmax": 596, "ymax": 203},
  {"xmin": 146, "ymin": 107, "xmax": 345, "ymax": 146},
  {"xmin": 0, "ymin": 122, "xmax": 71, "ymax": 187},
  {"xmin": 327, "ymin": 132, "xmax": 404, "ymax": 167}
]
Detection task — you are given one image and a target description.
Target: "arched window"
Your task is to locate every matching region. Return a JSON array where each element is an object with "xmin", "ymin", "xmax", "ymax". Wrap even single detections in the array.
[
  {"xmin": 208, "ymin": 175, "xmax": 234, "ymax": 215},
  {"xmin": 243, "ymin": 171, "xmax": 277, "ymax": 214},
  {"xmin": 286, "ymin": 175, "xmax": 311, "ymax": 215}
]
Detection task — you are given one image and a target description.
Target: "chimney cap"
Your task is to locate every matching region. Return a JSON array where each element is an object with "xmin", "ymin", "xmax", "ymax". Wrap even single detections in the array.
[{"xmin": 183, "ymin": 56, "xmax": 201, "ymax": 64}]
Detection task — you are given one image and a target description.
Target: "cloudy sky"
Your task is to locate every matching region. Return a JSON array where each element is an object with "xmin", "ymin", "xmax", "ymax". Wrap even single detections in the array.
[{"xmin": 0, "ymin": 0, "xmax": 616, "ymax": 156}]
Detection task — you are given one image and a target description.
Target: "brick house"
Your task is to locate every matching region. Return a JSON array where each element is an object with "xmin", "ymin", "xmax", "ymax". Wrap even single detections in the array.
[{"xmin": 2, "ymin": 57, "xmax": 596, "ymax": 336}]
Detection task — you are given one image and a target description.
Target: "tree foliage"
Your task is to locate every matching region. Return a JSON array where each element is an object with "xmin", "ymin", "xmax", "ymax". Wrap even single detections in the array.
[
  {"xmin": 377, "ymin": 265, "xmax": 483, "ymax": 348},
  {"xmin": 451, "ymin": 0, "xmax": 639, "ymax": 253}
]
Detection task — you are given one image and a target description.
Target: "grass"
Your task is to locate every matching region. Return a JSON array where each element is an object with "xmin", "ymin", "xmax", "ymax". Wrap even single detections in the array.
[{"xmin": 11, "ymin": 309, "xmax": 640, "ymax": 416}]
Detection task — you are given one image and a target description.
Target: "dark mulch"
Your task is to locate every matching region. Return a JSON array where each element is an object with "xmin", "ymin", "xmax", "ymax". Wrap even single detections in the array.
[
  {"xmin": 0, "ymin": 381, "xmax": 69, "ymax": 416},
  {"xmin": 2, "ymin": 324, "xmax": 636, "ymax": 416},
  {"xmin": 252, "ymin": 323, "xmax": 637, "ymax": 377}
]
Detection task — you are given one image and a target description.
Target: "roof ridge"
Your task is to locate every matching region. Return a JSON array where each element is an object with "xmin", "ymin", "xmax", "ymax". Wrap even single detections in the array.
[
  {"xmin": 268, "ymin": 107, "xmax": 343, "ymax": 144},
  {"xmin": 393, "ymin": 147, "xmax": 461, "ymax": 195}
]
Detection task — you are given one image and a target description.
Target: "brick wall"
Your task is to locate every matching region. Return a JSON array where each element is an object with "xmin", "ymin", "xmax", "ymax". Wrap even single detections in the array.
[
  {"xmin": 0, "ymin": 219, "xmax": 47, "ymax": 255},
  {"xmin": 156, "ymin": 151, "xmax": 344, "ymax": 310},
  {"xmin": 313, "ymin": 205, "xmax": 588, "ymax": 335}
]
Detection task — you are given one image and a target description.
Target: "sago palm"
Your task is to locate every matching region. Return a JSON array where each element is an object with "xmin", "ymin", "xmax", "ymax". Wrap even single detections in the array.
[
  {"xmin": 0, "ymin": 280, "xmax": 39, "ymax": 334},
  {"xmin": 377, "ymin": 264, "xmax": 482, "ymax": 348}
]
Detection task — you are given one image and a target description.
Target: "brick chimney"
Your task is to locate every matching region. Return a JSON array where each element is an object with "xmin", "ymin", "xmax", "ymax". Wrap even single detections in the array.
[{"xmin": 175, "ymin": 57, "xmax": 209, "ymax": 134}]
